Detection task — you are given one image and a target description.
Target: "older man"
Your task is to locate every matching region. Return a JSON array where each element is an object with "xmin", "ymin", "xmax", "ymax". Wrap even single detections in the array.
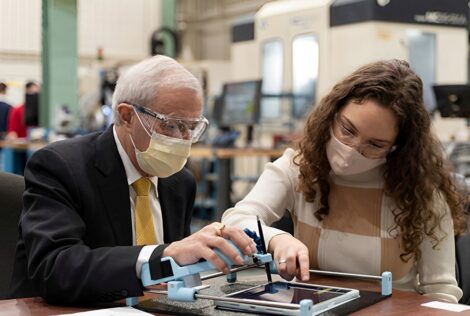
[{"xmin": 9, "ymin": 56, "xmax": 256, "ymax": 304}]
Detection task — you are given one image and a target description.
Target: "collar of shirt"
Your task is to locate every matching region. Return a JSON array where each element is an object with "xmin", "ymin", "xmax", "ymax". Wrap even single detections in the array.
[{"xmin": 112, "ymin": 125, "xmax": 159, "ymax": 197}]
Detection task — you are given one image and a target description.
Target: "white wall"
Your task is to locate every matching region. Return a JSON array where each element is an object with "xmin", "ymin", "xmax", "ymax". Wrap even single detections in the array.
[
  {"xmin": 253, "ymin": 2, "xmax": 468, "ymax": 105},
  {"xmin": 176, "ymin": 0, "xmax": 268, "ymax": 61},
  {"xmin": 0, "ymin": 0, "xmax": 42, "ymax": 54},
  {"xmin": 329, "ymin": 22, "xmax": 468, "ymax": 88},
  {"xmin": 329, "ymin": 22, "xmax": 408, "ymax": 92},
  {"xmin": 0, "ymin": 0, "xmax": 42, "ymax": 97},
  {"xmin": 0, "ymin": 0, "xmax": 162, "ymax": 104},
  {"xmin": 0, "ymin": 0, "xmax": 162, "ymax": 59},
  {"xmin": 78, "ymin": 0, "xmax": 161, "ymax": 60},
  {"xmin": 247, "ymin": 0, "xmax": 469, "ymax": 142},
  {"xmin": 231, "ymin": 41, "xmax": 259, "ymax": 81},
  {"xmin": 330, "ymin": 22, "xmax": 468, "ymax": 141}
]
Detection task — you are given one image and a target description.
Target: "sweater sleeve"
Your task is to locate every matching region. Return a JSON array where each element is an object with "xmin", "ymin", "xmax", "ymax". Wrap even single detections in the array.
[
  {"xmin": 222, "ymin": 148, "xmax": 298, "ymax": 248},
  {"xmin": 416, "ymin": 192, "xmax": 463, "ymax": 303}
]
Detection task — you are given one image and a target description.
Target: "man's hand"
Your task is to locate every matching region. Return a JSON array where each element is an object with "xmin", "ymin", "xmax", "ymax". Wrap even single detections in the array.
[
  {"xmin": 268, "ymin": 234, "xmax": 310, "ymax": 281},
  {"xmin": 163, "ymin": 223, "xmax": 257, "ymax": 274}
]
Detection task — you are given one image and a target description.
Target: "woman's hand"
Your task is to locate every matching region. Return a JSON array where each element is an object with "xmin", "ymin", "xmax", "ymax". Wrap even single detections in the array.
[{"xmin": 268, "ymin": 234, "xmax": 310, "ymax": 281}]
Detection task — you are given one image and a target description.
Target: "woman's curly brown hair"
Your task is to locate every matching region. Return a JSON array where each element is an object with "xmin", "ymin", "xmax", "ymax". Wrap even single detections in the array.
[{"xmin": 294, "ymin": 59, "xmax": 468, "ymax": 262}]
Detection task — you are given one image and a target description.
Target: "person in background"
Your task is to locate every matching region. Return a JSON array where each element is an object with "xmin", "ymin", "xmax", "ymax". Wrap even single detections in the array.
[
  {"xmin": 222, "ymin": 59, "xmax": 468, "ymax": 303},
  {"xmin": 0, "ymin": 82, "xmax": 12, "ymax": 138},
  {"xmin": 4, "ymin": 81, "xmax": 40, "ymax": 174},
  {"xmin": 10, "ymin": 56, "xmax": 256, "ymax": 304},
  {"xmin": 6, "ymin": 81, "xmax": 40, "ymax": 139}
]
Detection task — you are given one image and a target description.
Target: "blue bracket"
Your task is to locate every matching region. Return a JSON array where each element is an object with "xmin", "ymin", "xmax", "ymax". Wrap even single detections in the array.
[
  {"xmin": 226, "ymin": 272, "xmax": 237, "ymax": 283},
  {"xmin": 167, "ymin": 281, "xmax": 197, "ymax": 302},
  {"xmin": 126, "ymin": 240, "xmax": 274, "ymax": 306},
  {"xmin": 225, "ymin": 252, "xmax": 273, "ymax": 284},
  {"xmin": 381, "ymin": 271, "xmax": 392, "ymax": 296},
  {"xmin": 299, "ymin": 299, "xmax": 313, "ymax": 316},
  {"xmin": 125, "ymin": 296, "xmax": 139, "ymax": 307},
  {"xmin": 253, "ymin": 253, "xmax": 273, "ymax": 265}
]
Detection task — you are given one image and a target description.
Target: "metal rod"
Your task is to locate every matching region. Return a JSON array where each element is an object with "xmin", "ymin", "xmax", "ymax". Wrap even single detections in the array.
[
  {"xmin": 195, "ymin": 293, "xmax": 299, "ymax": 309},
  {"xmin": 309, "ymin": 269, "xmax": 382, "ymax": 281},
  {"xmin": 146, "ymin": 283, "xmax": 211, "ymax": 295},
  {"xmin": 145, "ymin": 285, "xmax": 299, "ymax": 309},
  {"xmin": 146, "ymin": 263, "xmax": 262, "ymax": 294},
  {"xmin": 201, "ymin": 263, "xmax": 260, "ymax": 281},
  {"xmin": 145, "ymin": 289, "xmax": 168, "ymax": 295}
]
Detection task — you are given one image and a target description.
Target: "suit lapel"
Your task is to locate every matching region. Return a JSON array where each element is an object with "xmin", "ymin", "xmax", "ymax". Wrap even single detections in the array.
[
  {"xmin": 94, "ymin": 126, "xmax": 133, "ymax": 246},
  {"xmin": 158, "ymin": 176, "xmax": 182, "ymax": 243}
]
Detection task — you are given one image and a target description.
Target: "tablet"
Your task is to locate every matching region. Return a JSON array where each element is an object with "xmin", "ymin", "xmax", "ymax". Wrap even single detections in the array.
[{"xmin": 214, "ymin": 281, "xmax": 360, "ymax": 316}]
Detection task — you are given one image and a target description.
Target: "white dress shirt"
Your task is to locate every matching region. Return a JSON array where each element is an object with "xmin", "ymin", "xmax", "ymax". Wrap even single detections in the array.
[{"xmin": 113, "ymin": 126, "xmax": 163, "ymax": 278}]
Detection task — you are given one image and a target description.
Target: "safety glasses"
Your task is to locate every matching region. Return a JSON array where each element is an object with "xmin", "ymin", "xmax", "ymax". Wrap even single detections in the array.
[
  {"xmin": 130, "ymin": 104, "xmax": 208, "ymax": 143},
  {"xmin": 333, "ymin": 115, "xmax": 395, "ymax": 159}
]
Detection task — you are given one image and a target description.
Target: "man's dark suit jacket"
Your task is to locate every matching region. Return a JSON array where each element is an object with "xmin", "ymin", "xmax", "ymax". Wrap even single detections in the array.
[{"xmin": 9, "ymin": 126, "xmax": 196, "ymax": 304}]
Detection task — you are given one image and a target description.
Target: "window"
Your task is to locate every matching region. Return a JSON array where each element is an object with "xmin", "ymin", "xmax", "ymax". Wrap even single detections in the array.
[
  {"xmin": 261, "ymin": 39, "xmax": 283, "ymax": 119},
  {"xmin": 292, "ymin": 33, "xmax": 319, "ymax": 118},
  {"xmin": 407, "ymin": 30, "xmax": 436, "ymax": 112}
]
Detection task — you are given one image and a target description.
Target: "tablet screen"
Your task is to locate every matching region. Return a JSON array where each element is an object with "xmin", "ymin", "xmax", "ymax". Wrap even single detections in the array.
[{"xmin": 229, "ymin": 281, "xmax": 352, "ymax": 304}]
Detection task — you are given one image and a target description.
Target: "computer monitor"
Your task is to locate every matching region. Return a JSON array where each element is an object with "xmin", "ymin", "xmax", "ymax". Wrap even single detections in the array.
[
  {"xmin": 433, "ymin": 85, "xmax": 470, "ymax": 118},
  {"xmin": 219, "ymin": 80, "xmax": 261, "ymax": 127}
]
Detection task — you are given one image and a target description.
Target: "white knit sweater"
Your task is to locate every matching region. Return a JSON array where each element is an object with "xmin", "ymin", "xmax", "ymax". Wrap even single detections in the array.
[{"xmin": 222, "ymin": 148, "xmax": 462, "ymax": 303}]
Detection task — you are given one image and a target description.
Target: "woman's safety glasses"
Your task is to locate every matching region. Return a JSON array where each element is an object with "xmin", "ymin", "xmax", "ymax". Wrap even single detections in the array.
[
  {"xmin": 333, "ymin": 115, "xmax": 394, "ymax": 159},
  {"xmin": 131, "ymin": 104, "xmax": 208, "ymax": 143}
]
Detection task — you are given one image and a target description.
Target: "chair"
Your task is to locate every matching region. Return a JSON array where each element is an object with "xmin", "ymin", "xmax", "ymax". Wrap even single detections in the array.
[
  {"xmin": 0, "ymin": 172, "xmax": 24, "ymax": 299},
  {"xmin": 272, "ymin": 211, "xmax": 294, "ymax": 235},
  {"xmin": 451, "ymin": 173, "xmax": 470, "ymax": 304},
  {"xmin": 456, "ymin": 216, "xmax": 470, "ymax": 305}
]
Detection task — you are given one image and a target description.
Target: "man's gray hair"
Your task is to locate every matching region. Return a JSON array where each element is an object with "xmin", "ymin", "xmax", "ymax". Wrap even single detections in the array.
[{"xmin": 112, "ymin": 55, "xmax": 202, "ymax": 125}]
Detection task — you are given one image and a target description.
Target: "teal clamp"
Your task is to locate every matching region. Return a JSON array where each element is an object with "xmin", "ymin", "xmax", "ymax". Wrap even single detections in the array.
[
  {"xmin": 252, "ymin": 253, "xmax": 274, "ymax": 272},
  {"xmin": 164, "ymin": 251, "xmax": 273, "ymax": 301},
  {"xmin": 126, "ymin": 257, "xmax": 217, "ymax": 306},
  {"xmin": 125, "ymin": 297, "xmax": 139, "ymax": 306},
  {"xmin": 381, "ymin": 271, "xmax": 392, "ymax": 296},
  {"xmin": 226, "ymin": 272, "xmax": 237, "ymax": 283},
  {"xmin": 269, "ymin": 259, "xmax": 277, "ymax": 274},
  {"xmin": 299, "ymin": 299, "xmax": 313, "ymax": 316},
  {"xmin": 167, "ymin": 281, "xmax": 197, "ymax": 302},
  {"xmin": 126, "ymin": 240, "xmax": 249, "ymax": 306},
  {"xmin": 126, "ymin": 237, "xmax": 275, "ymax": 306},
  {"xmin": 226, "ymin": 252, "xmax": 273, "ymax": 283},
  {"xmin": 141, "ymin": 257, "xmax": 215, "ymax": 287}
]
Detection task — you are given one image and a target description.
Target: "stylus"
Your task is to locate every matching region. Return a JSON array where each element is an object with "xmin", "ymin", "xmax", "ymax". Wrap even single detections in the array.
[{"xmin": 256, "ymin": 215, "xmax": 272, "ymax": 283}]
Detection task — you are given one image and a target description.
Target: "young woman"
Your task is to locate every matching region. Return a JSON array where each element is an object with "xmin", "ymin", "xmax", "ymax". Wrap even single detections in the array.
[{"xmin": 222, "ymin": 59, "xmax": 468, "ymax": 302}]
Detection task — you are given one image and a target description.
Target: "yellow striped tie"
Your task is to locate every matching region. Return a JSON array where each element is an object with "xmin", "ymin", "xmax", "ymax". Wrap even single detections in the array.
[{"xmin": 132, "ymin": 178, "xmax": 157, "ymax": 245}]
